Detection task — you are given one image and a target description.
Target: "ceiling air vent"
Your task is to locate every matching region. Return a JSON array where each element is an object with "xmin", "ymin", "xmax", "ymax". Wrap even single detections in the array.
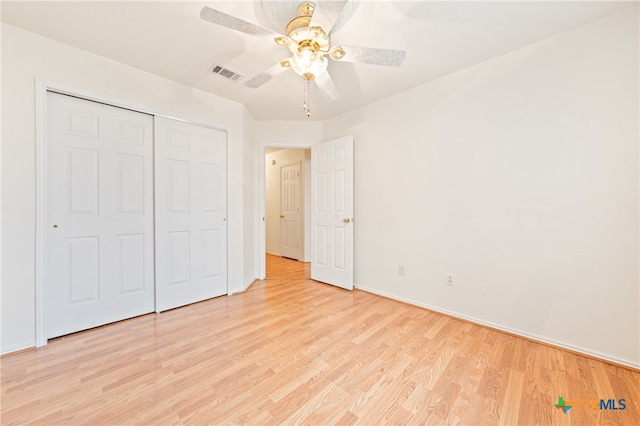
[{"xmin": 210, "ymin": 64, "xmax": 243, "ymax": 82}]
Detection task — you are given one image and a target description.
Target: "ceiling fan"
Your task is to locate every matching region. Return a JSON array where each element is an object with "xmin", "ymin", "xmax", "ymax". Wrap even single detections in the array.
[{"xmin": 200, "ymin": 0, "xmax": 406, "ymax": 116}]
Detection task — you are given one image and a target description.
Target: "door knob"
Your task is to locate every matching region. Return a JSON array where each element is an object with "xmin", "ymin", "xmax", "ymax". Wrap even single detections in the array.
[
  {"xmin": 53, "ymin": 224, "xmax": 59, "ymax": 228},
  {"xmin": 343, "ymin": 218, "xmax": 351, "ymax": 223},
  {"xmin": 280, "ymin": 215, "xmax": 285, "ymax": 219}
]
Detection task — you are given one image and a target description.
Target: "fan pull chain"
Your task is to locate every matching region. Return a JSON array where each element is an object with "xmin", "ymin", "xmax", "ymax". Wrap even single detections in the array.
[
  {"xmin": 302, "ymin": 79, "xmax": 307, "ymax": 111},
  {"xmin": 306, "ymin": 80, "xmax": 311, "ymax": 118},
  {"xmin": 301, "ymin": 79, "xmax": 311, "ymax": 118}
]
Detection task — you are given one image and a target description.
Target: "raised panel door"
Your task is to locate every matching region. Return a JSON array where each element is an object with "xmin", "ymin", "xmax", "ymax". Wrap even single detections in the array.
[
  {"xmin": 155, "ymin": 116, "xmax": 227, "ymax": 311},
  {"xmin": 280, "ymin": 162, "xmax": 301, "ymax": 260},
  {"xmin": 311, "ymin": 136, "xmax": 354, "ymax": 290},
  {"xmin": 45, "ymin": 92, "xmax": 155, "ymax": 338}
]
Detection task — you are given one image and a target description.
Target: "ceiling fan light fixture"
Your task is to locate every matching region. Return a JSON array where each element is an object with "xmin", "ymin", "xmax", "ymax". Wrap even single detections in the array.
[{"xmin": 200, "ymin": 1, "xmax": 404, "ymax": 118}]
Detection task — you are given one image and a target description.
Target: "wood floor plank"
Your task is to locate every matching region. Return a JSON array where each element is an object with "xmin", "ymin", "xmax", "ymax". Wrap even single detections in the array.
[{"xmin": 1, "ymin": 254, "xmax": 638, "ymax": 425}]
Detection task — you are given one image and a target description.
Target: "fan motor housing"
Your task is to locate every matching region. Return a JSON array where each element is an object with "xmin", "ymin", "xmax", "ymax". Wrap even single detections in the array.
[
  {"xmin": 285, "ymin": 1, "xmax": 330, "ymax": 53},
  {"xmin": 286, "ymin": 15, "xmax": 313, "ymax": 37}
]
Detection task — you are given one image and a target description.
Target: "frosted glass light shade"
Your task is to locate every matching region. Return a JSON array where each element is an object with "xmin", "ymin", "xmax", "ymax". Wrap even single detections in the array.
[{"xmin": 290, "ymin": 51, "xmax": 328, "ymax": 79}]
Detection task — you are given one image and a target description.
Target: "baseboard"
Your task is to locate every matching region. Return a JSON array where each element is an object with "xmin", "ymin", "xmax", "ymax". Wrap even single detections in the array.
[
  {"xmin": 1, "ymin": 340, "xmax": 35, "ymax": 357},
  {"xmin": 232, "ymin": 278, "xmax": 258, "ymax": 294},
  {"xmin": 355, "ymin": 284, "xmax": 640, "ymax": 371},
  {"xmin": 243, "ymin": 277, "xmax": 257, "ymax": 291}
]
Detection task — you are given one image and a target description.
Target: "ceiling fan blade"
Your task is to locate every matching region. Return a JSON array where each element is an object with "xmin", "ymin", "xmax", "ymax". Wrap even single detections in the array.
[
  {"xmin": 314, "ymin": 70, "xmax": 340, "ymax": 101},
  {"xmin": 309, "ymin": 0, "xmax": 349, "ymax": 35},
  {"xmin": 243, "ymin": 61, "xmax": 289, "ymax": 89},
  {"xmin": 200, "ymin": 6, "xmax": 284, "ymax": 40},
  {"xmin": 334, "ymin": 45, "xmax": 407, "ymax": 67}
]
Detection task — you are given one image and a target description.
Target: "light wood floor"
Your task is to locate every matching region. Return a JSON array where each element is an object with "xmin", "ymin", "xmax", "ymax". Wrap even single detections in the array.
[{"xmin": 2, "ymin": 255, "xmax": 638, "ymax": 425}]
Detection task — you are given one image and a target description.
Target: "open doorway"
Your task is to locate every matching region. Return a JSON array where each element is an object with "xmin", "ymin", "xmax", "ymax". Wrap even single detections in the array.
[{"xmin": 265, "ymin": 148, "xmax": 311, "ymax": 278}]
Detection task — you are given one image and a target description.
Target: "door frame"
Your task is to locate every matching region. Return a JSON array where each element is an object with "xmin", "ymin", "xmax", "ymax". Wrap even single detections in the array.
[
  {"xmin": 34, "ymin": 79, "xmax": 231, "ymax": 346},
  {"xmin": 259, "ymin": 143, "xmax": 312, "ymax": 279}
]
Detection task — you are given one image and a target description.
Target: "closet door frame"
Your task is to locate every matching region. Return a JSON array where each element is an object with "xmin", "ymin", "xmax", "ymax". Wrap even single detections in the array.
[{"xmin": 34, "ymin": 79, "xmax": 229, "ymax": 347}]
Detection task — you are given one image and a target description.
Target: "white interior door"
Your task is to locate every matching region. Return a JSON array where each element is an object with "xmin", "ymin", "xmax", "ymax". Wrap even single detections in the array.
[
  {"xmin": 155, "ymin": 116, "xmax": 227, "ymax": 312},
  {"xmin": 311, "ymin": 136, "xmax": 354, "ymax": 290},
  {"xmin": 45, "ymin": 92, "xmax": 155, "ymax": 338},
  {"xmin": 280, "ymin": 162, "xmax": 301, "ymax": 260}
]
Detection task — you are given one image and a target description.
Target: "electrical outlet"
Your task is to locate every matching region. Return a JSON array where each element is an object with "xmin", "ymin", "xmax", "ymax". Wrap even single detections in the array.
[
  {"xmin": 446, "ymin": 273, "xmax": 454, "ymax": 286},
  {"xmin": 398, "ymin": 265, "xmax": 405, "ymax": 276}
]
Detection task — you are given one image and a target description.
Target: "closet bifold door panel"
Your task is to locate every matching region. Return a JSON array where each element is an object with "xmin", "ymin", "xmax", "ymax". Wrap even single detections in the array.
[
  {"xmin": 45, "ymin": 92, "xmax": 155, "ymax": 339},
  {"xmin": 154, "ymin": 116, "xmax": 228, "ymax": 312}
]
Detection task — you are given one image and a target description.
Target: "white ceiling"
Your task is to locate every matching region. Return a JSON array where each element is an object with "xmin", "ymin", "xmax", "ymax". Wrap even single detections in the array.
[{"xmin": 2, "ymin": 1, "xmax": 637, "ymax": 121}]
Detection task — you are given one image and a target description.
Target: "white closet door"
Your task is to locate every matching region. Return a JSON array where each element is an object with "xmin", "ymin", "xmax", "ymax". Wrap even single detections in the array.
[
  {"xmin": 45, "ymin": 92, "xmax": 155, "ymax": 338},
  {"xmin": 154, "ymin": 116, "xmax": 227, "ymax": 311}
]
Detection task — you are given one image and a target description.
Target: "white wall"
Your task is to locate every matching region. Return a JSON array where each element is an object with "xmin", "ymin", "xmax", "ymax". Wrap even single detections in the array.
[
  {"xmin": 0, "ymin": 24, "xmax": 256, "ymax": 353},
  {"xmin": 256, "ymin": 121, "xmax": 323, "ymax": 146},
  {"xmin": 242, "ymin": 109, "xmax": 259, "ymax": 290},
  {"xmin": 324, "ymin": 8, "xmax": 639, "ymax": 367},
  {"xmin": 265, "ymin": 148, "xmax": 310, "ymax": 260}
]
